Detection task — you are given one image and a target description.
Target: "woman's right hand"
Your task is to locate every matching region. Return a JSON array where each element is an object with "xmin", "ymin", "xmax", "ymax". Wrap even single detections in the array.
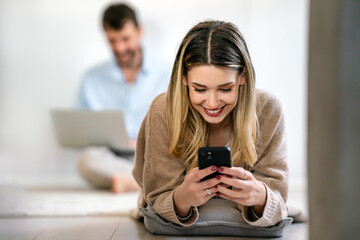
[{"xmin": 173, "ymin": 166, "xmax": 220, "ymax": 217}]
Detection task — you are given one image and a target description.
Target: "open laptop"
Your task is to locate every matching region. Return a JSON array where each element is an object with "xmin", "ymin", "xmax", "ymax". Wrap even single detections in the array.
[{"xmin": 50, "ymin": 110, "xmax": 134, "ymax": 153}]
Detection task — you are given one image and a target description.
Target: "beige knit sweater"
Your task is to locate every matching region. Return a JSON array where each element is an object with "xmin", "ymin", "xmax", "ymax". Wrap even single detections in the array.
[{"xmin": 132, "ymin": 89, "xmax": 288, "ymax": 227}]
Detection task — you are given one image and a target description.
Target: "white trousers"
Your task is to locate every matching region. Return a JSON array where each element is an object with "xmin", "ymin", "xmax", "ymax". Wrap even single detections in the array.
[{"xmin": 77, "ymin": 146, "xmax": 134, "ymax": 188}]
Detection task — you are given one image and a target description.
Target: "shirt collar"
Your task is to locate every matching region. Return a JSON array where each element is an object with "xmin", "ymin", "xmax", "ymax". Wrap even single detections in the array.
[{"xmin": 140, "ymin": 47, "xmax": 151, "ymax": 75}]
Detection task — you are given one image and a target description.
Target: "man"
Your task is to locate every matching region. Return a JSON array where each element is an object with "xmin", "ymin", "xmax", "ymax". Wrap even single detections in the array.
[{"xmin": 75, "ymin": 3, "xmax": 171, "ymax": 193}]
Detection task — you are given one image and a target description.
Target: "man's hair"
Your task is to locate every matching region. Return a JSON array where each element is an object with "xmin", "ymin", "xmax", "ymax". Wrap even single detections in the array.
[{"xmin": 102, "ymin": 3, "xmax": 138, "ymax": 30}]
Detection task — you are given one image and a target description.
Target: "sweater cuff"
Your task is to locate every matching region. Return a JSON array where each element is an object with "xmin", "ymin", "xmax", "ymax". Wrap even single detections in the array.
[
  {"xmin": 242, "ymin": 183, "xmax": 286, "ymax": 227},
  {"xmin": 176, "ymin": 206, "xmax": 193, "ymax": 221},
  {"xmin": 154, "ymin": 190, "xmax": 199, "ymax": 226}
]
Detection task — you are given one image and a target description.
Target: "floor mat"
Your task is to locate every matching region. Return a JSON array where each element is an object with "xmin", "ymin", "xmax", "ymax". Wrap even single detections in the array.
[{"xmin": 0, "ymin": 184, "xmax": 139, "ymax": 217}]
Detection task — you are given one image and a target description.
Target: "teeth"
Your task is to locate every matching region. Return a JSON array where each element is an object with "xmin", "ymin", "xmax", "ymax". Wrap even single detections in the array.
[{"xmin": 207, "ymin": 108, "xmax": 221, "ymax": 114}]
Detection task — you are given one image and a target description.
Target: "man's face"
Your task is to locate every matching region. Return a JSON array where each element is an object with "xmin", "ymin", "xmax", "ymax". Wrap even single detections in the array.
[{"xmin": 105, "ymin": 21, "xmax": 142, "ymax": 67}]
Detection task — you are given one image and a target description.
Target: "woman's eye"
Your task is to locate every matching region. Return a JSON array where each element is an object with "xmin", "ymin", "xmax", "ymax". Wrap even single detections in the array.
[
  {"xmin": 194, "ymin": 88, "xmax": 206, "ymax": 92},
  {"xmin": 221, "ymin": 88, "xmax": 233, "ymax": 92}
]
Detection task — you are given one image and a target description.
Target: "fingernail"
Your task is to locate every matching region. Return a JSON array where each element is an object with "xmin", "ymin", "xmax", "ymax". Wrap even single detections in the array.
[
  {"xmin": 227, "ymin": 175, "xmax": 232, "ymax": 178},
  {"xmin": 211, "ymin": 166, "xmax": 217, "ymax": 171},
  {"xmin": 215, "ymin": 175, "xmax": 221, "ymax": 180},
  {"xmin": 218, "ymin": 167, "xmax": 224, "ymax": 172}
]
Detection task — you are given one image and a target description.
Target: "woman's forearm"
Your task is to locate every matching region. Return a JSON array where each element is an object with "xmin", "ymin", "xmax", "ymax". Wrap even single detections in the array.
[{"xmin": 173, "ymin": 187, "xmax": 191, "ymax": 217}]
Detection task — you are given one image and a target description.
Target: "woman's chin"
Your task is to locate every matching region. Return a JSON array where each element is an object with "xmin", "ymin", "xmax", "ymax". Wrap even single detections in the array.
[{"xmin": 202, "ymin": 115, "xmax": 225, "ymax": 125}]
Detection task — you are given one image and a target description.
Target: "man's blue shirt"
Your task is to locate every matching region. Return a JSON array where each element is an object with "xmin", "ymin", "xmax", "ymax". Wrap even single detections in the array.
[{"xmin": 75, "ymin": 48, "xmax": 171, "ymax": 139}]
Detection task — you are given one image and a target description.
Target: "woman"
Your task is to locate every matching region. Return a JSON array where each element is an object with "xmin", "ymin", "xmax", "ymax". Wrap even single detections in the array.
[{"xmin": 132, "ymin": 20, "xmax": 288, "ymax": 228}]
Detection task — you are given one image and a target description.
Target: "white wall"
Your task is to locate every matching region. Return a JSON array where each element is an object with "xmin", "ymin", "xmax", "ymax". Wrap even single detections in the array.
[{"xmin": 0, "ymin": 0, "xmax": 308, "ymax": 182}]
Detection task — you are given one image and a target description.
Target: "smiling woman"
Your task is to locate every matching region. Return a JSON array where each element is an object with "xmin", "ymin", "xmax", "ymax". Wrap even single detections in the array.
[
  {"xmin": 185, "ymin": 65, "xmax": 245, "ymax": 125},
  {"xmin": 132, "ymin": 20, "xmax": 292, "ymax": 236}
]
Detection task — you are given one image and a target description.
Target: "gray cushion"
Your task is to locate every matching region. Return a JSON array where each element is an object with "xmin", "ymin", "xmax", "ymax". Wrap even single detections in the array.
[{"xmin": 140, "ymin": 198, "xmax": 292, "ymax": 237}]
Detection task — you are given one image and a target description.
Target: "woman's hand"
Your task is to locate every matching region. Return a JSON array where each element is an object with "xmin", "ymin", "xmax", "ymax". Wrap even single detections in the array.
[
  {"xmin": 173, "ymin": 166, "xmax": 220, "ymax": 217},
  {"xmin": 216, "ymin": 167, "xmax": 267, "ymax": 216}
]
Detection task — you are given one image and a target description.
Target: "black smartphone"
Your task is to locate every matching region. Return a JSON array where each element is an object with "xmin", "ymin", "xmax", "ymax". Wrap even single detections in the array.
[{"xmin": 198, "ymin": 146, "xmax": 231, "ymax": 181}]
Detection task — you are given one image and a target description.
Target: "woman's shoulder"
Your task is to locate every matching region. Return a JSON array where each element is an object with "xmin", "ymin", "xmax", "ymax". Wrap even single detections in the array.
[
  {"xmin": 255, "ymin": 89, "xmax": 283, "ymax": 119},
  {"xmin": 147, "ymin": 92, "xmax": 167, "ymax": 119}
]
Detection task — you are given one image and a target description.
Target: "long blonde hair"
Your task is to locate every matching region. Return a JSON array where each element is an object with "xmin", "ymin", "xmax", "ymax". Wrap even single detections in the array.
[{"xmin": 167, "ymin": 21, "xmax": 258, "ymax": 171}]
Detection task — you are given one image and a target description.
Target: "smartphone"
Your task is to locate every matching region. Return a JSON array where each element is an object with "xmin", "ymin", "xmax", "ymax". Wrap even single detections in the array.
[{"xmin": 198, "ymin": 146, "xmax": 231, "ymax": 181}]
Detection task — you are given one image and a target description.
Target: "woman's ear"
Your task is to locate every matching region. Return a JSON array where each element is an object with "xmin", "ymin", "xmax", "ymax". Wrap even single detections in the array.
[
  {"xmin": 182, "ymin": 77, "xmax": 188, "ymax": 86},
  {"xmin": 239, "ymin": 71, "xmax": 246, "ymax": 86}
]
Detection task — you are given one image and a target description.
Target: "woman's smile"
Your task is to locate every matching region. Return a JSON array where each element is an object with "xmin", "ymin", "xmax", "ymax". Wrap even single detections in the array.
[{"xmin": 202, "ymin": 105, "xmax": 226, "ymax": 117}]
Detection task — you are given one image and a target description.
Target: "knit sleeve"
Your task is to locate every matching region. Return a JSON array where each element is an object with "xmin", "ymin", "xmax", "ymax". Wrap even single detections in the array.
[
  {"xmin": 240, "ymin": 91, "xmax": 289, "ymax": 227},
  {"xmin": 132, "ymin": 93, "xmax": 199, "ymax": 226}
]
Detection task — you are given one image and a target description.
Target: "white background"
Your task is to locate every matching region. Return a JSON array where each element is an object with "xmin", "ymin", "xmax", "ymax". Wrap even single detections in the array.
[{"xmin": 0, "ymin": 0, "xmax": 308, "ymax": 184}]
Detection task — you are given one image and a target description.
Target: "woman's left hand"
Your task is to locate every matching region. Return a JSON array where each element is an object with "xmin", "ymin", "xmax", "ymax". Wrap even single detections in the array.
[{"xmin": 216, "ymin": 167, "xmax": 267, "ymax": 215}]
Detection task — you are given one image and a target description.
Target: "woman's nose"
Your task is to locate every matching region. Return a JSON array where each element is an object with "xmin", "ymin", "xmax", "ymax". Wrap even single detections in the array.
[{"xmin": 207, "ymin": 93, "xmax": 219, "ymax": 109}]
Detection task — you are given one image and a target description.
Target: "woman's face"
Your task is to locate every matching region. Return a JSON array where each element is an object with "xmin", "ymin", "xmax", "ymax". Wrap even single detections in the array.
[{"xmin": 184, "ymin": 65, "xmax": 245, "ymax": 126}]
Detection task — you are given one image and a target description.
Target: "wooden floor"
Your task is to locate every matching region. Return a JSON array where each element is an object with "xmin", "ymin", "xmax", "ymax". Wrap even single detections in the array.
[{"xmin": 0, "ymin": 216, "xmax": 307, "ymax": 240}]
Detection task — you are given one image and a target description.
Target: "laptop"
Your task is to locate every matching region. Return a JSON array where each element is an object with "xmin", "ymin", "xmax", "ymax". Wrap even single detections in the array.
[{"xmin": 50, "ymin": 110, "xmax": 134, "ymax": 153}]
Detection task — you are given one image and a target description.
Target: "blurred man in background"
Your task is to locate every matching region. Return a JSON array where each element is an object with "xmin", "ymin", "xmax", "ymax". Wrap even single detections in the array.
[{"xmin": 75, "ymin": 3, "xmax": 171, "ymax": 193}]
